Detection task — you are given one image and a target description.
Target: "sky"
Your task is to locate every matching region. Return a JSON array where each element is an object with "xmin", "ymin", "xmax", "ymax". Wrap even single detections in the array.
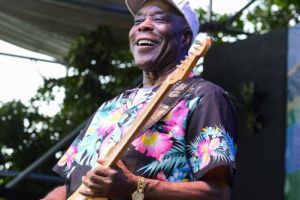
[
  {"xmin": 191, "ymin": 0, "xmax": 249, "ymax": 14},
  {"xmin": 0, "ymin": 0, "xmax": 249, "ymax": 115},
  {"xmin": 0, "ymin": 40, "xmax": 66, "ymax": 115}
]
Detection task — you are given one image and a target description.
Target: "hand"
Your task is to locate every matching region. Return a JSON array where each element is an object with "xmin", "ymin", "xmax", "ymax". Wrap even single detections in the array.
[{"xmin": 79, "ymin": 160, "xmax": 138, "ymax": 199}]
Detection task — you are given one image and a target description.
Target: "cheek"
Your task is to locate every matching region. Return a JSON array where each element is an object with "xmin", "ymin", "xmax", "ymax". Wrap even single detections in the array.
[
  {"xmin": 128, "ymin": 29, "xmax": 133, "ymax": 39},
  {"xmin": 128, "ymin": 28, "xmax": 136, "ymax": 45},
  {"xmin": 169, "ymin": 31, "xmax": 183, "ymax": 48},
  {"xmin": 128, "ymin": 31, "xmax": 135, "ymax": 54}
]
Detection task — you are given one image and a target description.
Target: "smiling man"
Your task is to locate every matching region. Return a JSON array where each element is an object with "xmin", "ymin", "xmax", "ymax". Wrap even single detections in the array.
[{"xmin": 43, "ymin": 0, "xmax": 237, "ymax": 200}]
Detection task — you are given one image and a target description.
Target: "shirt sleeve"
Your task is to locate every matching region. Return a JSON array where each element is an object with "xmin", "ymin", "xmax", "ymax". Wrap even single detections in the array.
[
  {"xmin": 52, "ymin": 114, "xmax": 94, "ymax": 179},
  {"xmin": 186, "ymin": 84, "xmax": 238, "ymax": 181}
]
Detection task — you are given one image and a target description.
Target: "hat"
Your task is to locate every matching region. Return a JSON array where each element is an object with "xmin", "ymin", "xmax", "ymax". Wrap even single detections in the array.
[{"xmin": 125, "ymin": 0, "xmax": 200, "ymax": 40}]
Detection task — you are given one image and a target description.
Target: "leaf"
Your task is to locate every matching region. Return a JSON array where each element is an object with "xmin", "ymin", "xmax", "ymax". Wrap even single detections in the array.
[{"xmin": 138, "ymin": 140, "xmax": 188, "ymax": 177}]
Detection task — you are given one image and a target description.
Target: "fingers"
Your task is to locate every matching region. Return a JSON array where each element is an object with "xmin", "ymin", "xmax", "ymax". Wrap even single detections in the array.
[
  {"xmin": 110, "ymin": 160, "xmax": 128, "ymax": 172},
  {"xmin": 79, "ymin": 184, "xmax": 102, "ymax": 198},
  {"xmin": 115, "ymin": 160, "xmax": 125, "ymax": 169},
  {"xmin": 96, "ymin": 159, "xmax": 122, "ymax": 171},
  {"xmin": 92, "ymin": 165, "xmax": 117, "ymax": 178},
  {"xmin": 82, "ymin": 175, "xmax": 101, "ymax": 191},
  {"xmin": 80, "ymin": 175, "xmax": 111, "ymax": 197},
  {"xmin": 97, "ymin": 159, "xmax": 106, "ymax": 165},
  {"xmin": 80, "ymin": 165, "xmax": 115, "ymax": 198},
  {"xmin": 80, "ymin": 160, "xmax": 132, "ymax": 198}
]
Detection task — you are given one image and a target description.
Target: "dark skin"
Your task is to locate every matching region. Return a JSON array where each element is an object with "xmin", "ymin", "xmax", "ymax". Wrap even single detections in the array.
[
  {"xmin": 43, "ymin": 1, "xmax": 232, "ymax": 199},
  {"xmin": 128, "ymin": 0, "xmax": 192, "ymax": 87},
  {"xmin": 79, "ymin": 161, "xmax": 232, "ymax": 200}
]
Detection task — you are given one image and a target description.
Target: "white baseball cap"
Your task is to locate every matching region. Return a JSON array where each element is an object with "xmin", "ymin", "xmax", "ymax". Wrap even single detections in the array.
[{"xmin": 125, "ymin": 0, "xmax": 200, "ymax": 40}]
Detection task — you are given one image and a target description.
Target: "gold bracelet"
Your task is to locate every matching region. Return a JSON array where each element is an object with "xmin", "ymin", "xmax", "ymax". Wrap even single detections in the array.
[{"xmin": 132, "ymin": 176, "xmax": 145, "ymax": 200}]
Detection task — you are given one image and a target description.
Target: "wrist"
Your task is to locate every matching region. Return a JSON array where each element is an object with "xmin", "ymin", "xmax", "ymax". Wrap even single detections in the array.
[{"xmin": 128, "ymin": 174, "xmax": 139, "ymax": 196}]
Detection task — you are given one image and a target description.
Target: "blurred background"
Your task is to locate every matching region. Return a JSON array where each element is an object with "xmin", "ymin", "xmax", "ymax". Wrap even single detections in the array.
[{"xmin": 0, "ymin": 0, "xmax": 299, "ymax": 199}]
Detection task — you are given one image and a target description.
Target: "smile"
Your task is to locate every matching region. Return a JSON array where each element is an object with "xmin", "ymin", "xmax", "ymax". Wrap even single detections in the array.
[{"xmin": 137, "ymin": 39, "xmax": 157, "ymax": 46}]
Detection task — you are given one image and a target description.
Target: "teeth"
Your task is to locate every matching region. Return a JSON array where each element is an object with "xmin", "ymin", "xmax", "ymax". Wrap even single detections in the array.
[{"xmin": 138, "ymin": 40, "xmax": 155, "ymax": 46}]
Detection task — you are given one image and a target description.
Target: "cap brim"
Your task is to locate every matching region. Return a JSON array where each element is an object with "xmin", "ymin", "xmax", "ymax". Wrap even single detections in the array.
[
  {"xmin": 125, "ymin": 0, "xmax": 146, "ymax": 15},
  {"xmin": 125, "ymin": 0, "xmax": 182, "ymax": 16}
]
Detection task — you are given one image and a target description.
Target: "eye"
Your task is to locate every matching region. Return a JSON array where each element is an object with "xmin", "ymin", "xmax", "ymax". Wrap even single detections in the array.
[
  {"xmin": 153, "ymin": 17, "xmax": 166, "ymax": 23},
  {"xmin": 134, "ymin": 18, "xmax": 144, "ymax": 25}
]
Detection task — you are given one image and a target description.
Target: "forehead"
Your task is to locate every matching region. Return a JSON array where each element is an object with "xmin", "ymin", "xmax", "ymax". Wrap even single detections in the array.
[{"xmin": 136, "ymin": 0, "xmax": 182, "ymax": 16}]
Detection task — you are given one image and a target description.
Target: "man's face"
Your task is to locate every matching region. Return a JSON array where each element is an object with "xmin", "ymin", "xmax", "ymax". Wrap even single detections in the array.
[{"xmin": 129, "ymin": 0, "xmax": 190, "ymax": 73}]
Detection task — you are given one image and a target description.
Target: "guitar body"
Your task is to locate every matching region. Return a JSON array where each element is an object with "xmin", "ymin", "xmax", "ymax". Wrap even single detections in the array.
[{"xmin": 67, "ymin": 38, "xmax": 212, "ymax": 200}]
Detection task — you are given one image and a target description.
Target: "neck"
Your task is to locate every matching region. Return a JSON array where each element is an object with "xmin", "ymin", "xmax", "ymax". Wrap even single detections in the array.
[
  {"xmin": 141, "ymin": 51, "xmax": 189, "ymax": 88},
  {"xmin": 142, "ymin": 66, "xmax": 176, "ymax": 88}
]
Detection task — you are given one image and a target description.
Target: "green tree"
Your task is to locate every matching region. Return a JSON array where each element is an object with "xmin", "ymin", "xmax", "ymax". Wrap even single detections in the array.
[
  {"xmin": 196, "ymin": 0, "xmax": 300, "ymax": 42},
  {"xmin": 0, "ymin": 27, "xmax": 140, "ymax": 196},
  {"xmin": 246, "ymin": 0, "xmax": 300, "ymax": 33}
]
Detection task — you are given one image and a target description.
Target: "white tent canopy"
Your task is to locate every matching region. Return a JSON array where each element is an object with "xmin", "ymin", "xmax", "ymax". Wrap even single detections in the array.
[{"xmin": 0, "ymin": 0, "xmax": 133, "ymax": 62}]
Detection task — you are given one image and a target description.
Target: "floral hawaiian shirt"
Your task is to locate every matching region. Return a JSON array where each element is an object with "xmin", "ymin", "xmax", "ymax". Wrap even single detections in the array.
[{"xmin": 53, "ymin": 76, "xmax": 238, "ymax": 197}]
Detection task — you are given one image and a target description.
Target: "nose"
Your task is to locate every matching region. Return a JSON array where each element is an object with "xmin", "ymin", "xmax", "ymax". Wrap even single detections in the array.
[{"xmin": 138, "ymin": 18, "xmax": 154, "ymax": 32}]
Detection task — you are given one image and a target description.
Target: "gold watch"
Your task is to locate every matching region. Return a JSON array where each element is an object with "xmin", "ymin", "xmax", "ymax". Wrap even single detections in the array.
[{"xmin": 132, "ymin": 176, "xmax": 145, "ymax": 200}]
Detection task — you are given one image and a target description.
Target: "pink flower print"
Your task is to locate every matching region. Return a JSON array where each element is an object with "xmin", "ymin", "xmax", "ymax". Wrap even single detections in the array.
[
  {"xmin": 58, "ymin": 144, "xmax": 78, "ymax": 168},
  {"xmin": 97, "ymin": 125, "xmax": 115, "ymax": 137},
  {"xmin": 165, "ymin": 101, "xmax": 189, "ymax": 124},
  {"xmin": 164, "ymin": 101, "xmax": 189, "ymax": 138},
  {"xmin": 188, "ymin": 72, "xmax": 196, "ymax": 78},
  {"xmin": 132, "ymin": 130, "xmax": 173, "ymax": 160},
  {"xmin": 164, "ymin": 123, "xmax": 185, "ymax": 138},
  {"xmin": 156, "ymin": 171, "xmax": 168, "ymax": 181},
  {"xmin": 196, "ymin": 138, "xmax": 220, "ymax": 169},
  {"xmin": 96, "ymin": 106, "xmax": 124, "ymax": 137},
  {"xmin": 100, "ymin": 128, "xmax": 122, "ymax": 156}
]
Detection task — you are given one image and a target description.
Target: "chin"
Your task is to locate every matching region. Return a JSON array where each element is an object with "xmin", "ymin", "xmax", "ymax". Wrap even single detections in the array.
[
  {"xmin": 136, "ymin": 64, "xmax": 155, "ymax": 72},
  {"xmin": 135, "ymin": 59, "xmax": 159, "ymax": 72}
]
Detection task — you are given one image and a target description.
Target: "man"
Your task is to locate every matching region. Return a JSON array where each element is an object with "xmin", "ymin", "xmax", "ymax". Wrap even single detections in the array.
[{"xmin": 44, "ymin": 0, "xmax": 237, "ymax": 199}]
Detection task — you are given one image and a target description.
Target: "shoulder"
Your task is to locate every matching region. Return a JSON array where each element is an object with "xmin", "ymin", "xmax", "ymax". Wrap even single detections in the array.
[{"xmin": 188, "ymin": 76, "xmax": 229, "ymax": 98}]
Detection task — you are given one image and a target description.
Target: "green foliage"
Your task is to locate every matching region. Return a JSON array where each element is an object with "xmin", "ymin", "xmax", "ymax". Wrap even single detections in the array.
[
  {"xmin": 0, "ymin": 100, "xmax": 58, "ymax": 192},
  {"xmin": 274, "ymin": 0, "xmax": 300, "ymax": 7},
  {"xmin": 196, "ymin": 7, "xmax": 245, "ymax": 44},
  {"xmin": 33, "ymin": 27, "xmax": 140, "ymax": 128},
  {"xmin": 197, "ymin": 0, "xmax": 300, "ymax": 43},
  {"xmin": 0, "ymin": 27, "xmax": 140, "ymax": 194},
  {"xmin": 246, "ymin": 0, "xmax": 300, "ymax": 33},
  {"xmin": 0, "ymin": 101, "xmax": 54, "ymax": 170}
]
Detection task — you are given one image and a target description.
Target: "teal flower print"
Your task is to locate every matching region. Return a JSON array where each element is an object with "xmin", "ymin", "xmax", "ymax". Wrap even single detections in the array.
[{"xmin": 188, "ymin": 126, "xmax": 236, "ymax": 173}]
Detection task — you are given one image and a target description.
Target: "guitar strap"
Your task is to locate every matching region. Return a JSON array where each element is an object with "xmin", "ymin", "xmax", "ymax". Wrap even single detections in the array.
[{"xmin": 139, "ymin": 76, "xmax": 201, "ymax": 135}]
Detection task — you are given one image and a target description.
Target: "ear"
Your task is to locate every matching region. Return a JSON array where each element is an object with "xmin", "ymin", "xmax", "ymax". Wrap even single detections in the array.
[{"xmin": 181, "ymin": 28, "xmax": 193, "ymax": 50}]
